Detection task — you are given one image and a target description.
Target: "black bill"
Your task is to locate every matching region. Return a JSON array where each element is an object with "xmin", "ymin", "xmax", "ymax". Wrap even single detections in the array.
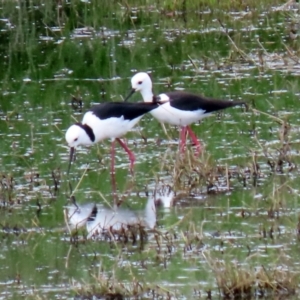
[
  {"xmin": 123, "ymin": 88, "xmax": 136, "ymax": 102},
  {"xmin": 67, "ymin": 147, "xmax": 75, "ymax": 174}
]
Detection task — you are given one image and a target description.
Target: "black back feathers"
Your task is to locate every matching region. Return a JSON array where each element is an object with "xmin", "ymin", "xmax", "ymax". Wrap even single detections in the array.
[
  {"xmin": 89, "ymin": 102, "xmax": 158, "ymax": 121},
  {"xmin": 163, "ymin": 91, "xmax": 245, "ymax": 113}
]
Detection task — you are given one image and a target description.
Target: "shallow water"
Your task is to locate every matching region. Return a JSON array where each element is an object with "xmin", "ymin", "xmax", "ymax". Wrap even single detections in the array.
[{"xmin": 0, "ymin": 0, "xmax": 300, "ymax": 299}]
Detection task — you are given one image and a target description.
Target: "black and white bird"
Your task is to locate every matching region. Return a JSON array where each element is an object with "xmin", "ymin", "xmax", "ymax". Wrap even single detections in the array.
[
  {"xmin": 65, "ymin": 101, "xmax": 159, "ymax": 174},
  {"xmin": 124, "ymin": 72, "xmax": 245, "ymax": 155}
]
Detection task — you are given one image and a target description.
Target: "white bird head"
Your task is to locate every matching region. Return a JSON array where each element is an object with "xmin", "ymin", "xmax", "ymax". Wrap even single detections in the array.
[
  {"xmin": 131, "ymin": 72, "xmax": 152, "ymax": 92},
  {"xmin": 65, "ymin": 123, "xmax": 95, "ymax": 174},
  {"xmin": 124, "ymin": 72, "xmax": 154, "ymax": 102},
  {"xmin": 65, "ymin": 124, "xmax": 94, "ymax": 148}
]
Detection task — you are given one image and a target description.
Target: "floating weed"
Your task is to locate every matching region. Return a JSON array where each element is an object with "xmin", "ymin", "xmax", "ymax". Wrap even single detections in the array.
[
  {"xmin": 24, "ymin": 170, "xmax": 40, "ymax": 183},
  {"xmin": 153, "ymin": 230, "xmax": 177, "ymax": 268},
  {"xmin": 88, "ymin": 223, "xmax": 149, "ymax": 247},
  {"xmin": 204, "ymin": 255, "xmax": 298, "ymax": 298},
  {"xmin": 0, "ymin": 168, "xmax": 61, "ymax": 209},
  {"xmin": 256, "ymin": 266, "xmax": 297, "ymax": 297},
  {"xmin": 0, "ymin": 223, "xmax": 28, "ymax": 236},
  {"xmin": 72, "ymin": 274, "xmax": 177, "ymax": 299},
  {"xmin": 51, "ymin": 168, "xmax": 61, "ymax": 194},
  {"xmin": 181, "ymin": 221, "xmax": 206, "ymax": 257},
  {"xmin": 71, "ymin": 95, "xmax": 83, "ymax": 112},
  {"xmin": 165, "ymin": 149, "xmax": 246, "ymax": 194},
  {"xmin": 155, "ymin": 0, "xmax": 284, "ymax": 13},
  {"xmin": 0, "ymin": 173, "xmax": 15, "ymax": 205},
  {"xmin": 253, "ymin": 117, "xmax": 297, "ymax": 174},
  {"xmin": 268, "ymin": 182, "xmax": 290, "ymax": 212}
]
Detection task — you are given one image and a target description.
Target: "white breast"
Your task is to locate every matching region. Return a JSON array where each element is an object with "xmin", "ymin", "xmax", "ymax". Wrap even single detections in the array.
[
  {"xmin": 82, "ymin": 112, "xmax": 143, "ymax": 142},
  {"xmin": 150, "ymin": 101, "xmax": 207, "ymax": 126}
]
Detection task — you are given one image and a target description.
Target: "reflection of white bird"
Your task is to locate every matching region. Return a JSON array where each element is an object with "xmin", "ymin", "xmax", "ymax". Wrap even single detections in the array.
[
  {"xmin": 86, "ymin": 206, "xmax": 144, "ymax": 239},
  {"xmin": 65, "ymin": 203, "xmax": 96, "ymax": 230},
  {"xmin": 65, "ymin": 185, "xmax": 177, "ymax": 240},
  {"xmin": 152, "ymin": 185, "xmax": 175, "ymax": 208},
  {"xmin": 65, "ymin": 191, "xmax": 171, "ymax": 239}
]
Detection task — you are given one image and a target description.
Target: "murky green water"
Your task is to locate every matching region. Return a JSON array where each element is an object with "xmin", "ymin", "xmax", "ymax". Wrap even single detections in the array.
[{"xmin": 1, "ymin": 0, "xmax": 300, "ymax": 299}]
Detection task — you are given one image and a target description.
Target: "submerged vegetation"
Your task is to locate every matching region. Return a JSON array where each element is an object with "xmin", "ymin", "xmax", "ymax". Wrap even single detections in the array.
[{"xmin": 1, "ymin": 0, "xmax": 300, "ymax": 299}]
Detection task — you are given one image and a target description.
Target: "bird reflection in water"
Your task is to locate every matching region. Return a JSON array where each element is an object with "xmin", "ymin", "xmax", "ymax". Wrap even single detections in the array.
[{"xmin": 64, "ymin": 185, "xmax": 175, "ymax": 241}]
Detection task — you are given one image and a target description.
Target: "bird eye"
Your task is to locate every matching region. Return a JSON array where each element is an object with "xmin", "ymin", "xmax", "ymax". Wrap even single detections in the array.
[
  {"xmin": 138, "ymin": 81, "xmax": 142, "ymax": 84},
  {"xmin": 74, "ymin": 138, "xmax": 78, "ymax": 141}
]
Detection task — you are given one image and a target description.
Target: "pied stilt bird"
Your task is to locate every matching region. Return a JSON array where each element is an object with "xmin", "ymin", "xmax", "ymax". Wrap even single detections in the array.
[
  {"xmin": 124, "ymin": 72, "xmax": 245, "ymax": 155},
  {"xmin": 65, "ymin": 101, "xmax": 159, "ymax": 174}
]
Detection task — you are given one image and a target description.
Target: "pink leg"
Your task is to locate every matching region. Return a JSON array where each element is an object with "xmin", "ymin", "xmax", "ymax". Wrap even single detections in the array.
[
  {"xmin": 111, "ymin": 140, "xmax": 116, "ymax": 174},
  {"xmin": 110, "ymin": 140, "xmax": 117, "ymax": 199},
  {"xmin": 180, "ymin": 126, "xmax": 187, "ymax": 154},
  {"xmin": 116, "ymin": 138, "xmax": 135, "ymax": 173},
  {"xmin": 186, "ymin": 126, "xmax": 201, "ymax": 156}
]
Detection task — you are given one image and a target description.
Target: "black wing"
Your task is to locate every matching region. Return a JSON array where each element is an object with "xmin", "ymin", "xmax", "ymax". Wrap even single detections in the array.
[
  {"xmin": 89, "ymin": 102, "xmax": 158, "ymax": 120},
  {"xmin": 165, "ymin": 91, "xmax": 245, "ymax": 113}
]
